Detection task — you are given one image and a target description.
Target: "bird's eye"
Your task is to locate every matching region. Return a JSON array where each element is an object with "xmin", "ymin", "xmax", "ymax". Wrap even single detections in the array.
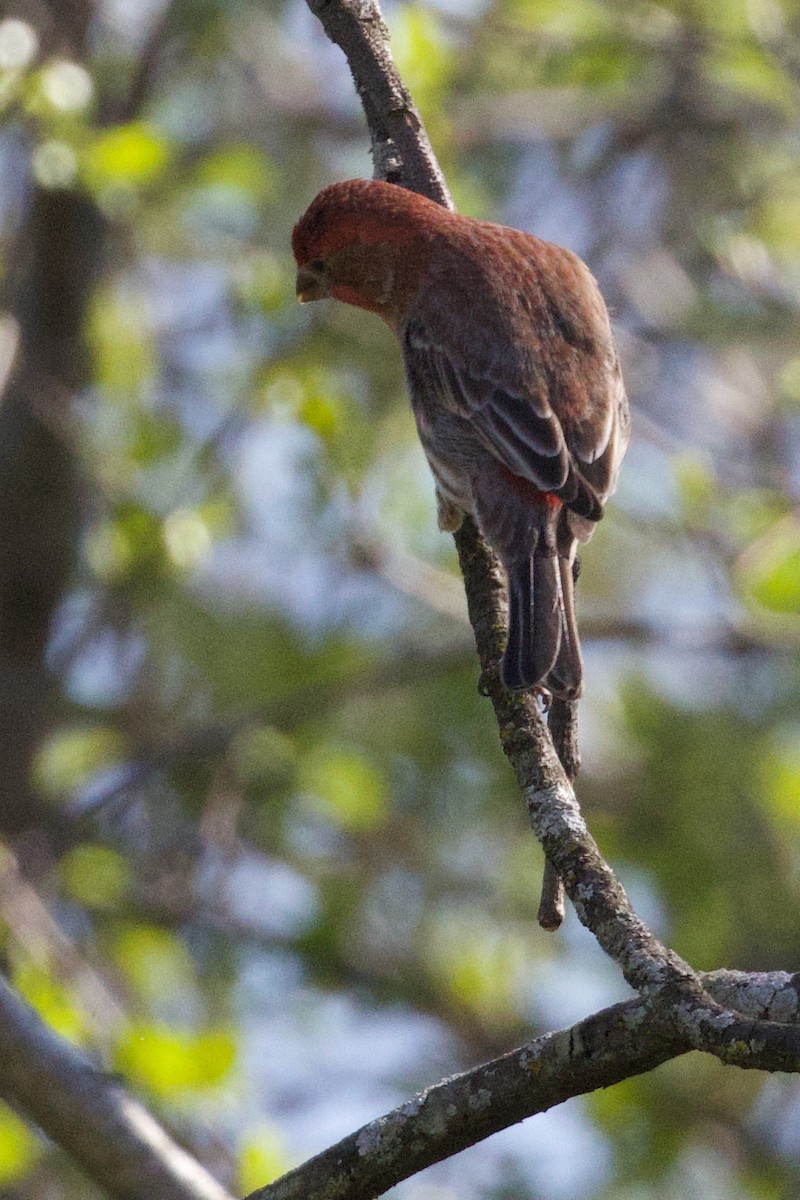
[{"xmin": 309, "ymin": 259, "xmax": 326, "ymax": 272}]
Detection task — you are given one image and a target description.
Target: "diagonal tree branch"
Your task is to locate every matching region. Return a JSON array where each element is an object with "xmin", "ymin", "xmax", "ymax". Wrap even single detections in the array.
[
  {"xmin": 248, "ymin": 0, "xmax": 800, "ymax": 1195},
  {"xmin": 453, "ymin": 520, "xmax": 800, "ymax": 1068},
  {"xmin": 304, "ymin": 0, "xmax": 800, "ymax": 1070},
  {"xmin": 304, "ymin": 0, "xmax": 451, "ymax": 205},
  {"xmin": 0, "ymin": 976, "xmax": 236, "ymax": 1200}
]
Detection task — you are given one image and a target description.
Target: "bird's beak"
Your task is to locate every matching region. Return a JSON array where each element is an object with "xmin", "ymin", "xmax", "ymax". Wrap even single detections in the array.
[{"xmin": 295, "ymin": 265, "xmax": 329, "ymax": 303}]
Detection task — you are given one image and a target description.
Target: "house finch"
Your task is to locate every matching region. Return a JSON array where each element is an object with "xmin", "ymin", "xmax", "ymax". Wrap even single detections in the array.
[{"xmin": 293, "ymin": 179, "xmax": 629, "ymax": 698}]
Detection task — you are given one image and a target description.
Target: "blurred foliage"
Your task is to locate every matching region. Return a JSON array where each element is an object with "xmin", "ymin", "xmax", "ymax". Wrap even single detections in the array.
[
  {"xmin": 0, "ymin": 1105, "xmax": 41, "ymax": 1186},
  {"xmin": 2, "ymin": 0, "xmax": 800, "ymax": 1198}
]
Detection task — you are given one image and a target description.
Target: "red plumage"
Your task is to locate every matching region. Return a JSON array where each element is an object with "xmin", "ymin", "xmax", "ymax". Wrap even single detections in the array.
[{"xmin": 293, "ymin": 179, "xmax": 630, "ymax": 698}]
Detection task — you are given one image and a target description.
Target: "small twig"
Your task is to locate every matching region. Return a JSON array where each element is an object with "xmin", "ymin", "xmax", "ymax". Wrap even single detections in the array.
[
  {"xmin": 537, "ymin": 856, "xmax": 565, "ymax": 930},
  {"xmin": 539, "ymin": 695, "xmax": 580, "ymax": 930}
]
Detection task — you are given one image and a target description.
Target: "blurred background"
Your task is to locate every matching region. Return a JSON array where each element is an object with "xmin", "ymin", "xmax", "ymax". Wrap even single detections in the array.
[{"xmin": 1, "ymin": 0, "xmax": 800, "ymax": 1196}]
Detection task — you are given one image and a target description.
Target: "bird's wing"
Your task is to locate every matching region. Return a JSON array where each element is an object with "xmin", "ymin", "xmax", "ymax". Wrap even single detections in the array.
[
  {"xmin": 404, "ymin": 323, "xmax": 571, "ymax": 491},
  {"xmin": 402, "ymin": 229, "xmax": 627, "ymax": 520}
]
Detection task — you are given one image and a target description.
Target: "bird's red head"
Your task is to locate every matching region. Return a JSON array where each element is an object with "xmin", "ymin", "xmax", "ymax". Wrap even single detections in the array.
[
  {"xmin": 292, "ymin": 179, "xmax": 440, "ymax": 266},
  {"xmin": 292, "ymin": 179, "xmax": 449, "ymax": 316}
]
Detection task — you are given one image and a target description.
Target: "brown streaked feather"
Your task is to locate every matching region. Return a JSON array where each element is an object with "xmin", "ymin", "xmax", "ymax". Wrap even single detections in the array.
[{"xmin": 403, "ymin": 228, "xmax": 626, "ymax": 519}]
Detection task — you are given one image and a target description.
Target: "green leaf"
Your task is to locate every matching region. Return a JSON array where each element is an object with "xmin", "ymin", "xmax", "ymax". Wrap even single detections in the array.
[
  {"xmin": 114, "ymin": 1023, "xmax": 236, "ymax": 1096},
  {"xmin": 234, "ymin": 250, "xmax": 287, "ymax": 313},
  {"xmin": 753, "ymin": 183, "xmax": 800, "ymax": 258},
  {"xmin": 154, "ymin": 594, "xmax": 368, "ymax": 710},
  {"xmin": 739, "ymin": 517, "xmax": 800, "ymax": 615},
  {"xmin": 673, "ymin": 454, "xmax": 715, "ymax": 521},
  {"xmin": 779, "ymin": 356, "xmax": 800, "ymax": 405},
  {"xmin": 239, "ymin": 1125, "xmax": 291, "ymax": 1194},
  {"xmin": 505, "ymin": 0, "xmax": 611, "ymax": 36},
  {"xmin": 557, "ymin": 39, "xmax": 640, "ymax": 87},
  {"xmin": 231, "ymin": 726, "xmax": 297, "ymax": 788},
  {"xmin": 83, "ymin": 121, "xmax": 170, "ymax": 190},
  {"xmin": 62, "ymin": 845, "xmax": 131, "ymax": 908},
  {"xmin": 709, "ymin": 42, "xmax": 794, "ymax": 111},
  {"xmin": 391, "ymin": 5, "xmax": 454, "ymax": 106},
  {"xmin": 723, "ymin": 489, "xmax": 787, "ymax": 545},
  {"xmin": 33, "ymin": 727, "xmax": 125, "ymax": 800},
  {"xmin": 89, "ymin": 286, "xmax": 155, "ymax": 397},
  {"xmin": 423, "ymin": 909, "xmax": 528, "ymax": 1027},
  {"xmin": 85, "ymin": 508, "xmax": 163, "ymax": 584},
  {"xmin": 13, "ymin": 963, "xmax": 87, "ymax": 1045},
  {"xmin": 112, "ymin": 925, "xmax": 197, "ymax": 1007},
  {"xmin": 761, "ymin": 731, "xmax": 800, "ymax": 829},
  {"xmin": 195, "ymin": 144, "xmax": 274, "ymax": 199},
  {"xmin": 300, "ymin": 745, "xmax": 388, "ymax": 832},
  {"xmin": 162, "ymin": 507, "xmax": 213, "ymax": 571},
  {"xmin": 255, "ymin": 364, "xmax": 373, "ymax": 479},
  {"xmin": 0, "ymin": 1105, "xmax": 40, "ymax": 1185}
]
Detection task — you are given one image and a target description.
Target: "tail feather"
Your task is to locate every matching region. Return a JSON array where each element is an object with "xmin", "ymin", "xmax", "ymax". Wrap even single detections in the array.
[
  {"xmin": 501, "ymin": 553, "xmax": 562, "ymax": 691},
  {"xmin": 547, "ymin": 556, "xmax": 583, "ymax": 699},
  {"xmin": 501, "ymin": 553, "xmax": 583, "ymax": 698}
]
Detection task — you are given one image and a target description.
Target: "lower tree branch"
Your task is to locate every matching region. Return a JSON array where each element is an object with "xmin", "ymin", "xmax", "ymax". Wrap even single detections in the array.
[
  {"xmin": 0, "ymin": 976, "xmax": 235, "ymax": 1200},
  {"xmin": 247, "ymin": 969, "xmax": 800, "ymax": 1200}
]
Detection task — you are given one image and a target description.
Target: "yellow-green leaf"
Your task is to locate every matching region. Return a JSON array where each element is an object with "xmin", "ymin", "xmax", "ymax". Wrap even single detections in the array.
[
  {"xmin": 391, "ymin": 5, "xmax": 454, "ymax": 106},
  {"xmin": 114, "ymin": 1023, "xmax": 236, "ymax": 1096},
  {"xmin": 196, "ymin": 145, "xmax": 274, "ymax": 199},
  {"xmin": 14, "ymin": 963, "xmax": 86, "ymax": 1045},
  {"xmin": 239, "ymin": 1125, "xmax": 292, "ymax": 1194},
  {"xmin": 0, "ymin": 1105, "xmax": 40, "ymax": 1185},
  {"xmin": 300, "ymin": 745, "xmax": 388, "ymax": 831},
  {"xmin": 33, "ymin": 727, "xmax": 125, "ymax": 800},
  {"xmin": 761, "ymin": 732, "xmax": 800, "ymax": 829},
  {"xmin": 112, "ymin": 925, "xmax": 197, "ymax": 1007},
  {"xmin": 62, "ymin": 845, "xmax": 131, "ymax": 908},
  {"xmin": 83, "ymin": 121, "xmax": 170, "ymax": 190},
  {"xmin": 739, "ymin": 517, "xmax": 800, "ymax": 615}
]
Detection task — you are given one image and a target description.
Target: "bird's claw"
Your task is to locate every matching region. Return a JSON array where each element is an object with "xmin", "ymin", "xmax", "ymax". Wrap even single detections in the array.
[
  {"xmin": 477, "ymin": 670, "xmax": 492, "ymax": 697},
  {"xmin": 436, "ymin": 493, "xmax": 464, "ymax": 533}
]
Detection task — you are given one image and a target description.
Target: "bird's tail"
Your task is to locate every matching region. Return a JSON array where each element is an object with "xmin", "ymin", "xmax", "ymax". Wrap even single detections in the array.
[{"xmin": 501, "ymin": 552, "xmax": 583, "ymax": 699}]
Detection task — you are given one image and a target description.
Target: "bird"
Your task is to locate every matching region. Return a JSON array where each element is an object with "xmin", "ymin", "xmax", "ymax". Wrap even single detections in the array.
[{"xmin": 292, "ymin": 178, "xmax": 629, "ymax": 699}]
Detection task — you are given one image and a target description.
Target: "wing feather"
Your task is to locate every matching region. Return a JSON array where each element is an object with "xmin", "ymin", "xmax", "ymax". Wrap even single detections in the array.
[{"xmin": 402, "ymin": 228, "xmax": 627, "ymax": 519}]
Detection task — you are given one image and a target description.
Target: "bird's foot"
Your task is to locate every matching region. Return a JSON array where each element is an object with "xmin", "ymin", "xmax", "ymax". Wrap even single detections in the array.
[
  {"xmin": 436, "ymin": 493, "xmax": 464, "ymax": 533},
  {"xmin": 477, "ymin": 670, "xmax": 493, "ymax": 697}
]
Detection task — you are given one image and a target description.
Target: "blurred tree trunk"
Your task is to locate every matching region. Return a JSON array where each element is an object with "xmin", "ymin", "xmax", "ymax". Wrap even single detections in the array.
[
  {"xmin": 0, "ymin": 189, "xmax": 102, "ymax": 840},
  {"xmin": 0, "ymin": 2, "xmax": 101, "ymax": 842}
]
